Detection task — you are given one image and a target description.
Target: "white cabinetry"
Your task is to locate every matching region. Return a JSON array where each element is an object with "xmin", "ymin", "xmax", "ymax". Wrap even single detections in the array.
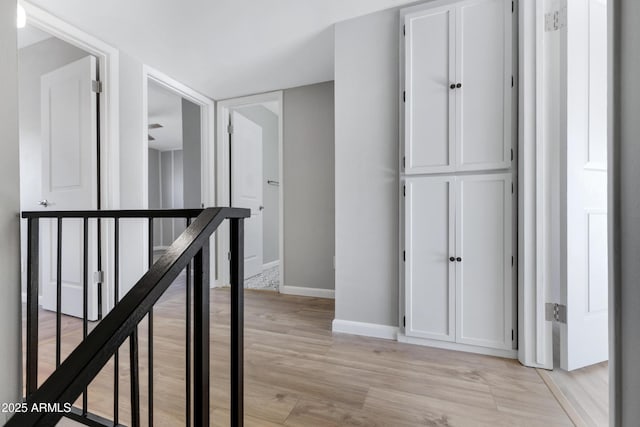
[
  {"xmin": 401, "ymin": 0, "xmax": 515, "ymax": 356},
  {"xmin": 403, "ymin": 0, "xmax": 512, "ymax": 174},
  {"xmin": 404, "ymin": 174, "xmax": 513, "ymax": 352}
]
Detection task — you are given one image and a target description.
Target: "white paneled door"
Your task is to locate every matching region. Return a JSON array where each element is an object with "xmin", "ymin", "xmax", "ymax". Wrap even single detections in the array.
[
  {"xmin": 405, "ymin": 176, "xmax": 456, "ymax": 341},
  {"xmin": 231, "ymin": 111, "xmax": 263, "ymax": 279},
  {"xmin": 404, "ymin": 0, "xmax": 512, "ymax": 174},
  {"xmin": 561, "ymin": 0, "xmax": 608, "ymax": 371},
  {"xmin": 456, "ymin": 174, "xmax": 513, "ymax": 350},
  {"xmin": 40, "ymin": 56, "xmax": 99, "ymax": 320}
]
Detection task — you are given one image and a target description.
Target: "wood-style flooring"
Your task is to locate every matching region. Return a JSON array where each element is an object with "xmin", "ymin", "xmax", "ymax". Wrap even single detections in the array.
[
  {"xmin": 538, "ymin": 362, "xmax": 608, "ymax": 427},
  {"xmin": 24, "ymin": 282, "xmax": 574, "ymax": 426}
]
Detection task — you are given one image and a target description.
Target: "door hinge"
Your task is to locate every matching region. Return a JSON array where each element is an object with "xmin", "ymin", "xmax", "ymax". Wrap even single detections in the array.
[
  {"xmin": 403, "ymin": 156, "xmax": 406, "ymax": 169},
  {"xmin": 227, "ymin": 251, "xmax": 231, "ymax": 261},
  {"xmin": 403, "ymin": 250, "xmax": 406, "ymax": 262},
  {"xmin": 403, "ymin": 184, "xmax": 406, "ymax": 197},
  {"xmin": 511, "ymin": 256, "xmax": 514, "ymax": 267},
  {"xmin": 511, "ymin": 148, "xmax": 514, "ymax": 161},
  {"xmin": 545, "ymin": 8, "xmax": 566, "ymax": 32},
  {"xmin": 512, "ymin": 1, "xmax": 514, "ymax": 13},
  {"xmin": 93, "ymin": 271, "xmax": 104, "ymax": 284},
  {"xmin": 512, "ymin": 329, "xmax": 514, "ymax": 341},
  {"xmin": 403, "ymin": 91, "xmax": 406, "ymax": 103},
  {"xmin": 403, "ymin": 316, "xmax": 406, "ymax": 327},
  {"xmin": 511, "ymin": 76, "xmax": 514, "ymax": 88},
  {"xmin": 545, "ymin": 303, "xmax": 567, "ymax": 323},
  {"xmin": 511, "ymin": 182, "xmax": 514, "ymax": 194},
  {"xmin": 227, "ymin": 123, "xmax": 234, "ymax": 134},
  {"xmin": 92, "ymin": 80, "xmax": 103, "ymax": 93},
  {"xmin": 403, "ymin": 24, "xmax": 406, "ymax": 36}
]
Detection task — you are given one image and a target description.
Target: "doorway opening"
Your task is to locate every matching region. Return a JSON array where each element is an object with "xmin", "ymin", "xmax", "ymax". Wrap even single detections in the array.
[
  {"xmin": 216, "ymin": 92, "xmax": 283, "ymax": 292},
  {"xmin": 18, "ymin": 23, "xmax": 102, "ymax": 320}
]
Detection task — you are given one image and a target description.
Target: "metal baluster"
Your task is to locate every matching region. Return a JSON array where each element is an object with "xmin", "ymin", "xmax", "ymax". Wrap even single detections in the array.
[
  {"xmin": 114, "ymin": 218, "xmax": 120, "ymax": 425},
  {"xmin": 186, "ymin": 217, "xmax": 192, "ymax": 427},
  {"xmin": 26, "ymin": 217, "xmax": 39, "ymax": 397},
  {"xmin": 193, "ymin": 242, "xmax": 210, "ymax": 427},
  {"xmin": 130, "ymin": 328, "xmax": 140, "ymax": 427},
  {"xmin": 230, "ymin": 218, "xmax": 245, "ymax": 427},
  {"xmin": 148, "ymin": 218, "xmax": 154, "ymax": 427},
  {"xmin": 82, "ymin": 217, "xmax": 88, "ymax": 415},
  {"xmin": 56, "ymin": 218, "xmax": 62, "ymax": 368}
]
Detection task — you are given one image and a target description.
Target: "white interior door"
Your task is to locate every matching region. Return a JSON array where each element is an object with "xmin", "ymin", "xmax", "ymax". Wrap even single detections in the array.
[
  {"xmin": 40, "ymin": 56, "xmax": 99, "ymax": 320},
  {"xmin": 231, "ymin": 111, "xmax": 263, "ymax": 279},
  {"xmin": 404, "ymin": 5, "xmax": 456, "ymax": 174},
  {"xmin": 404, "ymin": 176, "xmax": 455, "ymax": 341},
  {"xmin": 456, "ymin": 174, "xmax": 513, "ymax": 350},
  {"xmin": 456, "ymin": 0, "xmax": 512, "ymax": 171},
  {"xmin": 561, "ymin": 0, "xmax": 608, "ymax": 371}
]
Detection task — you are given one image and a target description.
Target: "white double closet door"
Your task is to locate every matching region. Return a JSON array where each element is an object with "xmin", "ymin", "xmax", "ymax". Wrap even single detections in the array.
[{"xmin": 404, "ymin": 173, "xmax": 513, "ymax": 351}]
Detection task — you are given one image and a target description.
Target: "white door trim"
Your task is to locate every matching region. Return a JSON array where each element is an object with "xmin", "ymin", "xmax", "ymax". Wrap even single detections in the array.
[
  {"xmin": 216, "ymin": 91, "xmax": 284, "ymax": 291},
  {"xmin": 21, "ymin": 1, "xmax": 120, "ymax": 314},
  {"xmin": 141, "ymin": 65, "xmax": 216, "ymax": 283}
]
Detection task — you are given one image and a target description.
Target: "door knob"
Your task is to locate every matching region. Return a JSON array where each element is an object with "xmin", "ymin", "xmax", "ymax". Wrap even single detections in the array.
[
  {"xmin": 38, "ymin": 200, "xmax": 50, "ymax": 207},
  {"xmin": 456, "ymin": 257, "xmax": 462, "ymax": 262},
  {"xmin": 449, "ymin": 257, "xmax": 455, "ymax": 262}
]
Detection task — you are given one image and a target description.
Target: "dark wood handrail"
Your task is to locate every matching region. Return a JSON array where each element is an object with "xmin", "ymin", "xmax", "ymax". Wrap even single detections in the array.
[{"xmin": 8, "ymin": 207, "xmax": 249, "ymax": 426}]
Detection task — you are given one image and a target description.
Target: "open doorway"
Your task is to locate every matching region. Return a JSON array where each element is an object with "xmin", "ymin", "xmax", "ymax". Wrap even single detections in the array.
[
  {"xmin": 216, "ymin": 92, "xmax": 283, "ymax": 291},
  {"xmin": 535, "ymin": 1, "xmax": 609, "ymax": 425},
  {"xmin": 18, "ymin": 23, "xmax": 102, "ymax": 320}
]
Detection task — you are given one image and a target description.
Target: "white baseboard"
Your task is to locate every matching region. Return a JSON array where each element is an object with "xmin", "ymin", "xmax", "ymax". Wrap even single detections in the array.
[
  {"xmin": 397, "ymin": 333, "xmax": 518, "ymax": 359},
  {"xmin": 332, "ymin": 319, "xmax": 398, "ymax": 340},
  {"xmin": 262, "ymin": 260, "xmax": 279, "ymax": 270},
  {"xmin": 279, "ymin": 285, "xmax": 334, "ymax": 299}
]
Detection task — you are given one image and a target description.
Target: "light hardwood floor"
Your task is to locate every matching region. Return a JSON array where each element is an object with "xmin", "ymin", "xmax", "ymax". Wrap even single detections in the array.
[
  {"xmin": 538, "ymin": 362, "xmax": 608, "ymax": 427},
  {"xmin": 25, "ymin": 282, "xmax": 574, "ymax": 427}
]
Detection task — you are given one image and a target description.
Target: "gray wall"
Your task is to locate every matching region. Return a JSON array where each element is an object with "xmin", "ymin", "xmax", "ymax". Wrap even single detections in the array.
[
  {"xmin": 611, "ymin": 0, "xmax": 640, "ymax": 424},
  {"xmin": 284, "ymin": 82, "xmax": 335, "ymax": 290},
  {"xmin": 0, "ymin": 0, "xmax": 23, "ymax": 419},
  {"xmin": 334, "ymin": 8, "xmax": 400, "ymax": 325},
  {"xmin": 182, "ymin": 98, "xmax": 201, "ymax": 209},
  {"xmin": 236, "ymin": 105, "xmax": 279, "ymax": 264},
  {"xmin": 148, "ymin": 148, "xmax": 162, "ymax": 244}
]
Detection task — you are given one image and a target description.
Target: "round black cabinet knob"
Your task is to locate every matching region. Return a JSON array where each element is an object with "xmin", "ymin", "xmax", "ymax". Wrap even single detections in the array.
[
  {"xmin": 449, "ymin": 257, "xmax": 455, "ymax": 262},
  {"xmin": 456, "ymin": 257, "xmax": 462, "ymax": 262},
  {"xmin": 456, "ymin": 83, "xmax": 462, "ymax": 88},
  {"xmin": 450, "ymin": 84, "xmax": 456, "ymax": 89}
]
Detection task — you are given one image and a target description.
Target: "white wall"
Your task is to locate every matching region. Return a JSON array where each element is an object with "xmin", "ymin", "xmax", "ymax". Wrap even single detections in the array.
[
  {"xmin": 334, "ymin": 8, "xmax": 400, "ymax": 326},
  {"xmin": 236, "ymin": 105, "xmax": 279, "ymax": 264},
  {"xmin": 0, "ymin": 0, "xmax": 23, "ymax": 420},
  {"xmin": 283, "ymin": 81, "xmax": 335, "ymax": 291}
]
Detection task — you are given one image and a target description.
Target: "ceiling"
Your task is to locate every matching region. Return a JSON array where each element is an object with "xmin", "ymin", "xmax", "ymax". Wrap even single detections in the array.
[
  {"xmin": 147, "ymin": 80, "xmax": 185, "ymax": 152},
  {"xmin": 26, "ymin": 0, "xmax": 416, "ymax": 99}
]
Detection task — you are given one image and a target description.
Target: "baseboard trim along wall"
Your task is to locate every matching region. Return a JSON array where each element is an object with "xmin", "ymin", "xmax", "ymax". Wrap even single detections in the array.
[
  {"xmin": 280, "ymin": 285, "xmax": 335, "ymax": 299},
  {"xmin": 262, "ymin": 260, "xmax": 280, "ymax": 270},
  {"xmin": 397, "ymin": 334, "xmax": 518, "ymax": 359},
  {"xmin": 332, "ymin": 319, "xmax": 399, "ymax": 340}
]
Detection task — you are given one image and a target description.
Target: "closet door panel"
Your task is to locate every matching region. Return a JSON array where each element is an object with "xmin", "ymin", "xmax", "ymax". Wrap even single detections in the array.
[
  {"xmin": 405, "ymin": 176, "xmax": 456, "ymax": 341},
  {"xmin": 404, "ymin": 7, "xmax": 456, "ymax": 174},
  {"xmin": 456, "ymin": 174, "xmax": 512, "ymax": 349},
  {"xmin": 456, "ymin": 0, "xmax": 511, "ymax": 170}
]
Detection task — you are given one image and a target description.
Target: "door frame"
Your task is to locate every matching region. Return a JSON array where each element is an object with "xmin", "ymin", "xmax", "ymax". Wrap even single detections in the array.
[
  {"xmin": 20, "ymin": 1, "xmax": 120, "ymax": 312},
  {"xmin": 216, "ymin": 91, "xmax": 284, "ymax": 290},
  {"xmin": 141, "ymin": 65, "xmax": 216, "ymax": 283}
]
